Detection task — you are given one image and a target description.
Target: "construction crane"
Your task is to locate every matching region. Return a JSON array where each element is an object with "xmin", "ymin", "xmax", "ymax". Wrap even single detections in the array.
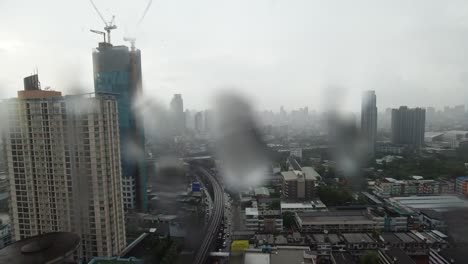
[
  {"xmin": 122, "ymin": 0, "xmax": 153, "ymax": 50},
  {"xmin": 88, "ymin": 0, "xmax": 117, "ymax": 43},
  {"xmin": 123, "ymin": 37, "xmax": 136, "ymax": 51},
  {"xmin": 90, "ymin": 29, "xmax": 106, "ymax": 43}
]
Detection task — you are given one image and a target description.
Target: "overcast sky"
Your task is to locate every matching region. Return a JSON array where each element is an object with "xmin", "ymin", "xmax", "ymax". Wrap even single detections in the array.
[{"xmin": 1, "ymin": 0, "xmax": 468, "ymax": 112}]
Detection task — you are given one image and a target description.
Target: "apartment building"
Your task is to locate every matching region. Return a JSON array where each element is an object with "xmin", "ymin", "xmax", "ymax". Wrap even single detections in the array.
[
  {"xmin": 245, "ymin": 208, "xmax": 283, "ymax": 233},
  {"xmin": 456, "ymin": 176, "xmax": 468, "ymax": 196},
  {"xmin": 5, "ymin": 76, "xmax": 126, "ymax": 260},
  {"xmin": 375, "ymin": 177, "xmax": 453, "ymax": 198},
  {"xmin": 281, "ymin": 165, "xmax": 319, "ymax": 201}
]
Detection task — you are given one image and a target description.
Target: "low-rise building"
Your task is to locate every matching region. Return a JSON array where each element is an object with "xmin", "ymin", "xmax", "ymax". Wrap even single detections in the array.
[
  {"xmin": 429, "ymin": 246, "xmax": 468, "ymax": 264},
  {"xmin": 387, "ymin": 195, "xmax": 468, "ymax": 212},
  {"xmin": 245, "ymin": 208, "xmax": 283, "ymax": 233},
  {"xmin": 456, "ymin": 176, "xmax": 468, "ymax": 196},
  {"xmin": 376, "ymin": 142, "xmax": 405, "ymax": 155},
  {"xmin": 369, "ymin": 207, "xmax": 408, "ymax": 232},
  {"xmin": 375, "ymin": 178, "xmax": 454, "ymax": 197},
  {"xmin": 254, "ymin": 187, "xmax": 271, "ymax": 198},
  {"xmin": 290, "ymin": 148, "xmax": 303, "ymax": 159},
  {"xmin": 418, "ymin": 209, "xmax": 446, "ymax": 231},
  {"xmin": 280, "ymin": 200, "xmax": 327, "ymax": 214},
  {"xmin": 257, "ymin": 197, "xmax": 281, "ymax": 211},
  {"xmin": 311, "ymin": 233, "xmax": 345, "ymax": 254},
  {"xmin": 378, "ymin": 248, "xmax": 416, "ymax": 264},
  {"xmin": 342, "ymin": 233, "xmax": 378, "ymax": 255},
  {"xmin": 375, "ymin": 178, "xmax": 404, "ymax": 197},
  {"xmin": 243, "ymin": 246, "xmax": 316, "ymax": 264},
  {"xmin": 438, "ymin": 180, "xmax": 455, "ymax": 194},
  {"xmin": 295, "ymin": 211, "xmax": 375, "ymax": 233},
  {"xmin": 331, "ymin": 251, "xmax": 357, "ymax": 264}
]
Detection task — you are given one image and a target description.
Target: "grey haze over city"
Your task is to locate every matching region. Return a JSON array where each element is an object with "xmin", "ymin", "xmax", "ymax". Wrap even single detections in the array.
[{"xmin": 1, "ymin": 0, "xmax": 468, "ymax": 111}]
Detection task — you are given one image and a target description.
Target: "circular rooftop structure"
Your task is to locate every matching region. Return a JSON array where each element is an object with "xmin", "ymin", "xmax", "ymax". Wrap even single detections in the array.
[{"xmin": 0, "ymin": 232, "xmax": 80, "ymax": 264}]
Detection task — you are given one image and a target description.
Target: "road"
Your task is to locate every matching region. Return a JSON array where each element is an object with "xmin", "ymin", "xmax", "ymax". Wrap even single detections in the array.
[
  {"xmin": 193, "ymin": 166, "xmax": 224, "ymax": 264},
  {"xmin": 221, "ymin": 192, "xmax": 233, "ymax": 254}
]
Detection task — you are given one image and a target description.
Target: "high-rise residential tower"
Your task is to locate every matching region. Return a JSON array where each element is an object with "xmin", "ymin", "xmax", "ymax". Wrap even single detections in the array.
[
  {"xmin": 361, "ymin": 90, "xmax": 377, "ymax": 157},
  {"xmin": 4, "ymin": 75, "xmax": 126, "ymax": 261},
  {"xmin": 92, "ymin": 41, "xmax": 147, "ymax": 211},
  {"xmin": 194, "ymin": 111, "xmax": 203, "ymax": 134},
  {"xmin": 170, "ymin": 94, "xmax": 185, "ymax": 135},
  {"xmin": 391, "ymin": 106, "xmax": 426, "ymax": 147}
]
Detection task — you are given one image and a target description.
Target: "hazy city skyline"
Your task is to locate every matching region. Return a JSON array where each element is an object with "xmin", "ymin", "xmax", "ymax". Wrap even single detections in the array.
[{"xmin": 2, "ymin": 0, "xmax": 468, "ymax": 111}]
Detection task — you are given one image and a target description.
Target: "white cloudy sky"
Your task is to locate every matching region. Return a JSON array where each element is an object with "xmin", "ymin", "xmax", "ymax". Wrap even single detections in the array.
[{"xmin": 1, "ymin": 0, "xmax": 468, "ymax": 111}]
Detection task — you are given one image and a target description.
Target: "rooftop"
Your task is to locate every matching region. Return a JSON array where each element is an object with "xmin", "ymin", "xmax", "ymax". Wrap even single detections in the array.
[
  {"xmin": 361, "ymin": 192, "xmax": 383, "ymax": 205},
  {"xmin": 270, "ymin": 246, "xmax": 313, "ymax": 264},
  {"xmin": 301, "ymin": 167, "xmax": 320, "ymax": 180},
  {"xmin": 254, "ymin": 187, "xmax": 270, "ymax": 197},
  {"xmin": 393, "ymin": 233, "xmax": 416, "ymax": 243},
  {"xmin": 332, "ymin": 251, "xmax": 357, "ymax": 264},
  {"xmin": 244, "ymin": 246, "xmax": 314, "ymax": 264},
  {"xmin": 244, "ymin": 251, "xmax": 269, "ymax": 264},
  {"xmin": 418, "ymin": 209, "xmax": 442, "ymax": 220},
  {"xmin": 437, "ymin": 246, "xmax": 468, "ymax": 263},
  {"xmin": 328, "ymin": 234, "xmax": 343, "ymax": 244},
  {"xmin": 281, "ymin": 170, "xmax": 304, "ymax": 181},
  {"xmin": 246, "ymin": 207, "xmax": 259, "ymax": 216},
  {"xmin": 297, "ymin": 214, "xmax": 373, "ymax": 225},
  {"xmin": 389, "ymin": 195, "xmax": 468, "ymax": 211},
  {"xmin": 380, "ymin": 248, "xmax": 416, "ymax": 264},
  {"xmin": 381, "ymin": 233, "xmax": 403, "ymax": 244},
  {"xmin": 0, "ymin": 232, "xmax": 80, "ymax": 264},
  {"xmin": 281, "ymin": 200, "xmax": 327, "ymax": 210},
  {"xmin": 342, "ymin": 233, "xmax": 375, "ymax": 243}
]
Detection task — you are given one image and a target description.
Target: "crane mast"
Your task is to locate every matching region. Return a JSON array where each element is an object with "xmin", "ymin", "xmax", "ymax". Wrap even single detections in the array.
[{"xmin": 88, "ymin": 0, "xmax": 117, "ymax": 44}]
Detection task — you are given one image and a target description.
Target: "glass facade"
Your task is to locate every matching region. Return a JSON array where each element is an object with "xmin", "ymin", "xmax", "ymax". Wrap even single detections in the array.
[{"xmin": 92, "ymin": 43, "xmax": 147, "ymax": 211}]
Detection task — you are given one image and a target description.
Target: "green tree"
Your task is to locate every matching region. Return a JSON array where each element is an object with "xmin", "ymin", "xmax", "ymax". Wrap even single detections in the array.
[
  {"xmin": 153, "ymin": 236, "xmax": 173, "ymax": 262},
  {"xmin": 317, "ymin": 185, "xmax": 354, "ymax": 206},
  {"xmin": 360, "ymin": 251, "xmax": 379, "ymax": 264},
  {"xmin": 268, "ymin": 200, "xmax": 281, "ymax": 210},
  {"xmin": 314, "ymin": 164, "xmax": 326, "ymax": 176},
  {"xmin": 160, "ymin": 241, "xmax": 179, "ymax": 264},
  {"xmin": 282, "ymin": 212, "xmax": 296, "ymax": 229}
]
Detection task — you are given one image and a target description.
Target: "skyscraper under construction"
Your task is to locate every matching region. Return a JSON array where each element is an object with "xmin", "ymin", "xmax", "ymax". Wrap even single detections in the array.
[{"xmin": 92, "ymin": 40, "xmax": 147, "ymax": 211}]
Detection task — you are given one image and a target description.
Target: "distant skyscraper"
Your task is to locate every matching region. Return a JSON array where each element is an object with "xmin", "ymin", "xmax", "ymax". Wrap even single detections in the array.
[
  {"xmin": 391, "ymin": 106, "xmax": 426, "ymax": 147},
  {"xmin": 170, "ymin": 94, "xmax": 185, "ymax": 135},
  {"xmin": 194, "ymin": 111, "xmax": 204, "ymax": 133},
  {"xmin": 426, "ymin": 107, "xmax": 436, "ymax": 120},
  {"xmin": 361, "ymin": 91, "xmax": 377, "ymax": 157},
  {"xmin": 184, "ymin": 109, "xmax": 195, "ymax": 131},
  {"xmin": 5, "ymin": 76, "xmax": 126, "ymax": 260},
  {"xmin": 204, "ymin": 109, "xmax": 213, "ymax": 133},
  {"xmin": 92, "ymin": 41, "xmax": 147, "ymax": 211}
]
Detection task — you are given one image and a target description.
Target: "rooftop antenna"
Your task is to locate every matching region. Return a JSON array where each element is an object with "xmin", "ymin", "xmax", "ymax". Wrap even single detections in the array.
[{"xmin": 88, "ymin": 0, "xmax": 117, "ymax": 43}]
